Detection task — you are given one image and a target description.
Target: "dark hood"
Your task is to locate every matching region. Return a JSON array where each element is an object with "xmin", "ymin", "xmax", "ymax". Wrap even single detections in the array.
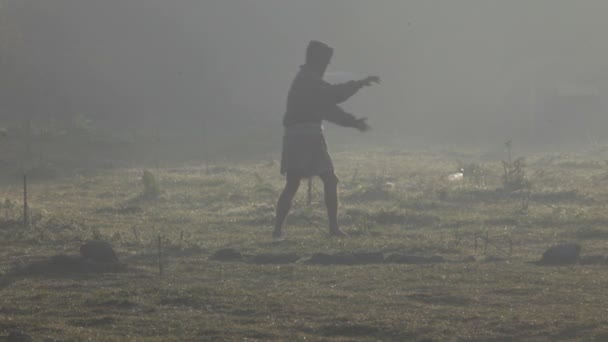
[{"xmin": 305, "ymin": 40, "xmax": 333, "ymax": 76}]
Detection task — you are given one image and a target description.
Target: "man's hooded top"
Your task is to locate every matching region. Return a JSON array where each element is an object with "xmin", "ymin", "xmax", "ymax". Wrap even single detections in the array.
[
  {"xmin": 306, "ymin": 40, "xmax": 333, "ymax": 76},
  {"xmin": 283, "ymin": 41, "xmax": 365, "ymax": 127}
]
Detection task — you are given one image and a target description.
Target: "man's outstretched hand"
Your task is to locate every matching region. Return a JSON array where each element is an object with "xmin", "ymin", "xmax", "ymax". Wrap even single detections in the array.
[
  {"xmin": 354, "ymin": 117, "xmax": 371, "ymax": 132},
  {"xmin": 361, "ymin": 76, "xmax": 381, "ymax": 87}
]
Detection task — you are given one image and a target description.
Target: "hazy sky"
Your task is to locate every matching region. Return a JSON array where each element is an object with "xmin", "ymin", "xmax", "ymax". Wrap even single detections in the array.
[{"xmin": 3, "ymin": 1, "xmax": 608, "ymax": 146}]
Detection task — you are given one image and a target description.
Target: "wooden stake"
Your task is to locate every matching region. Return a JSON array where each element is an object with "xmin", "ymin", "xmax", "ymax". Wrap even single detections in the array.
[
  {"xmin": 506, "ymin": 140, "xmax": 512, "ymax": 163},
  {"xmin": 484, "ymin": 231, "xmax": 489, "ymax": 253},
  {"xmin": 23, "ymin": 174, "xmax": 28, "ymax": 229},
  {"xmin": 474, "ymin": 233, "xmax": 478, "ymax": 252},
  {"xmin": 158, "ymin": 235, "xmax": 163, "ymax": 277}
]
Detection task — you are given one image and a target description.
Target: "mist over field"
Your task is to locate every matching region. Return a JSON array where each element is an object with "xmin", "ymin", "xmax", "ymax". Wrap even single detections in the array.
[
  {"xmin": 4, "ymin": 2, "xmax": 608, "ymax": 341},
  {"xmin": 3, "ymin": 1, "xmax": 608, "ymax": 160}
]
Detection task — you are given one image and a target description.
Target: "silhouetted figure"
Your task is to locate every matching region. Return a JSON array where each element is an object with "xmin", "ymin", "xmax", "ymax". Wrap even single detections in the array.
[{"xmin": 274, "ymin": 40, "xmax": 380, "ymax": 239}]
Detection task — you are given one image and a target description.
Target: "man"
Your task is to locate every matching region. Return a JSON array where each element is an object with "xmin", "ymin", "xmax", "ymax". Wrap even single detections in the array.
[{"xmin": 274, "ymin": 40, "xmax": 380, "ymax": 239}]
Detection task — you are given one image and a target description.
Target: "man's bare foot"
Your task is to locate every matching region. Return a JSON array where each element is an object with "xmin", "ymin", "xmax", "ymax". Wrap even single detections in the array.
[
  {"xmin": 272, "ymin": 229, "xmax": 286, "ymax": 240},
  {"xmin": 329, "ymin": 228, "xmax": 348, "ymax": 237}
]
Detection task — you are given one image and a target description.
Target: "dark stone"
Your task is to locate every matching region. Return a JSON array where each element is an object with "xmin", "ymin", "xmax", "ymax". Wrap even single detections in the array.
[
  {"xmin": 250, "ymin": 253, "xmax": 300, "ymax": 264},
  {"xmin": 306, "ymin": 252, "xmax": 358, "ymax": 265},
  {"xmin": 305, "ymin": 253, "xmax": 333, "ymax": 265},
  {"xmin": 352, "ymin": 252, "xmax": 385, "ymax": 264},
  {"xmin": 483, "ymin": 255, "xmax": 507, "ymax": 263},
  {"xmin": 384, "ymin": 253, "xmax": 408, "ymax": 263},
  {"xmin": 80, "ymin": 260, "xmax": 127, "ymax": 273},
  {"xmin": 428, "ymin": 256, "xmax": 446, "ymax": 263},
  {"xmin": 463, "ymin": 256, "xmax": 477, "ymax": 263},
  {"xmin": 50, "ymin": 254, "xmax": 82, "ymax": 267},
  {"xmin": 384, "ymin": 253, "xmax": 444, "ymax": 264},
  {"xmin": 210, "ymin": 248, "xmax": 242, "ymax": 261},
  {"xmin": 579, "ymin": 255, "xmax": 606, "ymax": 265},
  {"xmin": 540, "ymin": 243, "xmax": 582, "ymax": 265},
  {"xmin": 80, "ymin": 240, "xmax": 119, "ymax": 263},
  {"xmin": 330, "ymin": 252, "xmax": 358, "ymax": 265}
]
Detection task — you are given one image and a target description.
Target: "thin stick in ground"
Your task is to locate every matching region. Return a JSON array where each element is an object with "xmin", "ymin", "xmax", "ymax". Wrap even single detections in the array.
[
  {"xmin": 23, "ymin": 174, "xmax": 28, "ymax": 229},
  {"xmin": 158, "ymin": 235, "xmax": 163, "ymax": 277}
]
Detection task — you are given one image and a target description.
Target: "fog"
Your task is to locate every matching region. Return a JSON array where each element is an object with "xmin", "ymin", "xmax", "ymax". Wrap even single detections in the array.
[{"xmin": 3, "ymin": 1, "xmax": 608, "ymax": 158}]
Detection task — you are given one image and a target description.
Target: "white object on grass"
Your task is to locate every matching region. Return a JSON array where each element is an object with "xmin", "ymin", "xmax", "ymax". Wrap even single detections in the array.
[{"xmin": 448, "ymin": 169, "xmax": 464, "ymax": 182}]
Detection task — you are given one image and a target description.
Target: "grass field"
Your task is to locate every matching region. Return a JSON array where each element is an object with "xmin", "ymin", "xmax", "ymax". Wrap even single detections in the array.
[{"xmin": 2, "ymin": 148, "xmax": 608, "ymax": 341}]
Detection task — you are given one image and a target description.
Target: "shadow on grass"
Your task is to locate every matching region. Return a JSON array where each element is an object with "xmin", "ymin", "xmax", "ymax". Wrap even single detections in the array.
[
  {"xmin": 407, "ymin": 292, "xmax": 472, "ymax": 306},
  {"xmin": 68, "ymin": 316, "xmax": 116, "ymax": 327},
  {"xmin": 11, "ymin": 255, "xmax": 127, "ymax": 276},
  {"xmin": 299, "ymin": 323, "xmax": 418, "ymax": 341},
  {"xmin": 0, "ymin": 255, "xmax": 132, "ymax": 290}
]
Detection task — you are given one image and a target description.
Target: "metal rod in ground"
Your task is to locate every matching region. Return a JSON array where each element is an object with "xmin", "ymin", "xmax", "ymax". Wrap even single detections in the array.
[
  {"xmin": 158, "ymin": 235, "xmax": 163, "ymax": 277},
  {"xmin": 307, "ymin": 178, "xmax": 313, "ymax": 205},
  {"xmin": 484, "ymin": 231, "xmax": 489, "ymax": 253},
  {"xmin": 474, "ymin": 233, "xmax": 477, "ymax": 252},
  {"xmin": 23, "ymin": 174, "xmax": 28, "ymax": 228}
]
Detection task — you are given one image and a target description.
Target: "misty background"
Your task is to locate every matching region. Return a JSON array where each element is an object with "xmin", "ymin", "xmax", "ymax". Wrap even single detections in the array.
[{"xmin": 2, "ymin": 1, "xmax": 608, "ymax": 163}]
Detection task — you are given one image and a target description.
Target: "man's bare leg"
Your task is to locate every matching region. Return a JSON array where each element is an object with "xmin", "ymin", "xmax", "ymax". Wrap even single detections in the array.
[
  {"xmin": 273, "ymin": 175, "xmax": 301, "ymax": 239},
  {"xmin": 320, "ymin": 172, "xmax": 347, "ymax": 236}
]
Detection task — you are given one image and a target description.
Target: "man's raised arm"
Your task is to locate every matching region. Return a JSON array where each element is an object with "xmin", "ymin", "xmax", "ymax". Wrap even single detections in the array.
[{"xmin": 320, "ymin": 76, "xmax": 381, "ymax": 105}]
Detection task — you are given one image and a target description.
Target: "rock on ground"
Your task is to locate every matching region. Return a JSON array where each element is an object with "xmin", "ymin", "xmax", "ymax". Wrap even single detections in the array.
[
  {"xmin": 250, "ymin": 253, "xmax": 300, "ymax": 264},
  {"xmin": 540, "ymin": 243, "xmax": 581, "ymax": 265},
  {"xmin": 352, "ymin": 252, "xmax": 385, "ymax": 264},
  {"xmin": 210, "ymin": 248, "xmax": 243, "ymax": 261},
  {"xmin": 306, "ymin": 252, "xmax": 358, "ymax": 265},
  {"xmin": 384, "ymin": 254, "xmax": 445, "ymax": 264},
  {"xmin": 80, "ymin": 240, "xmax": 119, "ymax": 263}
]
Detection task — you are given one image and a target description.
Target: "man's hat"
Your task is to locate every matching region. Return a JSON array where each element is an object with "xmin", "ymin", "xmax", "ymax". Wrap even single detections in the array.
[{"xmin": 306, "ymin": 40, "xmax": 333, "ymax": 70}]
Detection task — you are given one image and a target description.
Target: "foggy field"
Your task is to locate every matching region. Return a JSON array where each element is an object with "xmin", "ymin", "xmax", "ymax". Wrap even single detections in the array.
[
  {"xmin": 5, "ymin": 1, "xmax": 608, "ymax": 340},
  {"xmin": 2, "ymin": 149, "xmax": 608, "ymax": 341}
]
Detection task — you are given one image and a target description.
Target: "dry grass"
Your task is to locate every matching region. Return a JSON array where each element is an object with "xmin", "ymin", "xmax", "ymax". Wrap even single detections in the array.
[{"xmin": 2, "ymin": 149, "xmax": 608, "ymax": 340}]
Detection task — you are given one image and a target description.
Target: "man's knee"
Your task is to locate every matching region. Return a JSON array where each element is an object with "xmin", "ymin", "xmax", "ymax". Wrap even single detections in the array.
[
  {"xmin": 321, "ymin": 172, "xmax": 339, "ymax": 187},
  {"xmin": 284, "ymin": 175, "xmax": 302, "ymax": 194}
]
